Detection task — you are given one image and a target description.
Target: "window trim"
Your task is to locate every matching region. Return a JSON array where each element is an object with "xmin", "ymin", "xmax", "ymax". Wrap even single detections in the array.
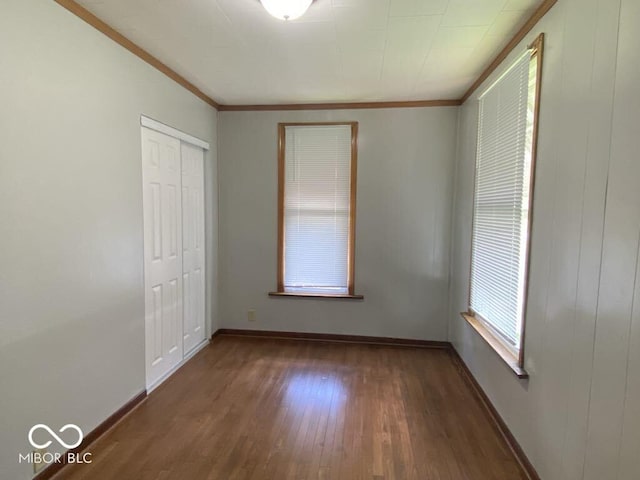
[
  {"xmin": 271, "ymin": 121, "xmax": 360, "ymax": 299},
  {"xmin": 462, "ymin": 33, "xmax": 544, "ymax": 376}
]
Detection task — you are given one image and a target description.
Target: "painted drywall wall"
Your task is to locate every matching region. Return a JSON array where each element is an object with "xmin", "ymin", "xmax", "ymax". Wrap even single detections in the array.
[
  {"xmin": 218, "ymin": 108, "xmax": 457, "ymax": 340},
  {"xmin": 0, "ymin": 1, "xmax": 217, "ymax": 478},
  {"xmin": 449, "ymin": 0, "xmax": 640, "ymax": 478}
]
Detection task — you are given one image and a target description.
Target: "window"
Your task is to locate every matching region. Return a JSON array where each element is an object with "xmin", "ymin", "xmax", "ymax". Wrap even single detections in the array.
[
  {"xmin": 270, "ymin": 122, "xmax": 361, "ymax": 299},
  {"xmin": 464, "ymin": 34, "xmax": 544, "ymax": 375}
]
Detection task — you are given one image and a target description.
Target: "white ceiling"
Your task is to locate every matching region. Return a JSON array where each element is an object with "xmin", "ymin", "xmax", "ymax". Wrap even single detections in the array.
[{"xmin": 76, "ymin": 0, "xmax": 542, "ymax": 105}]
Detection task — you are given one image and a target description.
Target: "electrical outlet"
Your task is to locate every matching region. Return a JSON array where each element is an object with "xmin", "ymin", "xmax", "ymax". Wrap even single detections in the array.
[
  {"xmin": 247, "ymin": 309, "xmax": 256, "ymax": 322},
  {"xmin": 33, "ymin": 448, "xmax": 47, "ymax": 474}
]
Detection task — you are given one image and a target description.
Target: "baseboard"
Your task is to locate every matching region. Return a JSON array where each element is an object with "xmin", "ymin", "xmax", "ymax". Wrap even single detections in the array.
[
  {"xmin": 34, "ymin": 335, "xmax": 538, "ymax": 480},
  {"xmin": 449, "ymin": 347, "xmax": 540, "ymax": 480},
  {"xmin": 215, "ymin": 328, "xmax": 450, "ymax": 349},
  {"xmin": 212, "ymin": 329, "xmax": 538, "ymax": 478},
  {"xmin": 34, "ymin": 390, "xmax": 147, "ymax": 480}
]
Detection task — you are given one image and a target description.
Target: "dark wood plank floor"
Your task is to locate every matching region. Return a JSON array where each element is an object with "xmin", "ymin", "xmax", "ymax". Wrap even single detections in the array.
[{"xmin": 55, "ymin": 335, "xmax": 526, "ymax": 480}]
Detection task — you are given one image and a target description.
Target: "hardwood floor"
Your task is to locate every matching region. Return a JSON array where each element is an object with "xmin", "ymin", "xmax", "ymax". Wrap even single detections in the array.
[{"xmin": 55, "ymin": 335, "xmax": 527, "ymax": 480}]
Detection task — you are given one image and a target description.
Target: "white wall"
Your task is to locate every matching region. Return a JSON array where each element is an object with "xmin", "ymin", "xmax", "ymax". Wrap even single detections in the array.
[
  {"xmin": 0, "ymin": 1, "xmax": 217, "ymax": 479},
  {"xmin": 5, "ymin": 1, "xmax": 639, "ymax": 479},
  {"xmin": 449, "ymin": 0, "xmax": 640, "ymax": 479},
  {"xmin": 218, "ymin": 108, "xmax": 457, "ymax": 340}
]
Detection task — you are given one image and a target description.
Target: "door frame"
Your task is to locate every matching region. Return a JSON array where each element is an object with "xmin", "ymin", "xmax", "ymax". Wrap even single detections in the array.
[
  {"xmin": 140, "ymin": 115, "xmax": 210, "ymax": 392},
  {"xmin": 141, "ymin": 115, "xmax": 210, "ymax": 150}
]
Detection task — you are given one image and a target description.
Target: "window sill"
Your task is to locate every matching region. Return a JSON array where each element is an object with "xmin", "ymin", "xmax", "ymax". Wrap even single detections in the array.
[
  {"xmin": 268, "ymin": 291, "xmax": 364, "ymax": 300},
  {"xmin": 460, "ymin": 312, "xmax": 528, "ymax": 379}
]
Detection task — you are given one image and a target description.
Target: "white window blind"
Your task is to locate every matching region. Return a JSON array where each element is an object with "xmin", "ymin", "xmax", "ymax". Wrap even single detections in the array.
[
  {"xmin": 470, "ymin": 50, "xmax": 537, "ymax": 352},
  {"xmin": 283, "ymin": 125, "xmax": 352, "ymax": 294}
]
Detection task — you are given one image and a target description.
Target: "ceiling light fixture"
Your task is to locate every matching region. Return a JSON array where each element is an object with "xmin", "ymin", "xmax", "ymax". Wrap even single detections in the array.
[{"xmin": 260, "ymin": 0, "xmax": 313, "ymax": 21}]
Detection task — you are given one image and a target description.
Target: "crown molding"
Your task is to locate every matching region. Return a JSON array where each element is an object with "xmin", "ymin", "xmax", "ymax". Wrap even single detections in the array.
[
  {"xmin": 460, "ymin": 0, "xmax": 558, "ymax": 104},
  {"xmin": 218, "ymin": 99, "xmax": 462, "ymax": 111},
  {"xmin": 54, "ymin": 0, "xmax": 221, "ymax": 109},
  {"xmin": 55, "ymin": 0, "xmax": 558, "ymax": 112}
]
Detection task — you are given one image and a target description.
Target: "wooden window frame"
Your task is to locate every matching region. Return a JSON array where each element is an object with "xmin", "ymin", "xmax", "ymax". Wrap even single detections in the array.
[
  {"xmin": 462, "ymin": 33, "xmax": 545, "ymax": 378},
  {"xmin": 269, "ymin": 122, "xmax": 362, "ymax": 300}
]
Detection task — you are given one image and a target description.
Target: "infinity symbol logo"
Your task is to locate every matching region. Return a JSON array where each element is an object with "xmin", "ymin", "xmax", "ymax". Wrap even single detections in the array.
[{"xmin": 28, "ymin": 424, "xmax": 84, "ymax": 449}]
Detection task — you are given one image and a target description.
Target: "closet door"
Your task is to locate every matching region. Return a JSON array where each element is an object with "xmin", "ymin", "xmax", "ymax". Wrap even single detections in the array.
[
  {"xmin": 141, "ymin": 127, "xmax": 184, "ymax": 389},
  {"xmin": 181, "ymin": 143, "xmax": 206, "ymax": 355}
]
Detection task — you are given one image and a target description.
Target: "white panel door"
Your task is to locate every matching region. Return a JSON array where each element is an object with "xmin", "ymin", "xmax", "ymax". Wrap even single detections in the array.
[
  {"xmin": 181, "ymin": 142, "xmax": 206, "ymax": 355},
  {"xmin": 141, "ymin": 127, "xmax": 184, "ymax": 389}
]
